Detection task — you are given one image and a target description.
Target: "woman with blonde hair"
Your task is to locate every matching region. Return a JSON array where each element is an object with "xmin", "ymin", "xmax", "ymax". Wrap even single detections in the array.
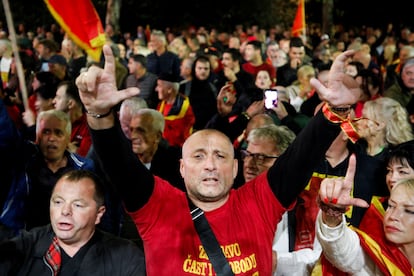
[
  {"xmin": 356, "ymin": 97, "xmax": 414, "ymax": 158},
  {"xmin": 285, "ymin": 64, "xmax": 316, "ymax": 112}
]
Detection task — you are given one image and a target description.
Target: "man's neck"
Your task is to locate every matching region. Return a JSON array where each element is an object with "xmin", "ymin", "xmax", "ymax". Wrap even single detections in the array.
[
  {"xmin": 137, "ymin": 145, "xmax": 158, "ymax": 164},
  {"xmin": 69, "ymin": 108, "xmax": 84, "ymax": 124},
  {"xmin": 325, "ymin": 147, "xmax": 349, "ymax": 168},
  {"xmin": 58, "ymin": 230, "xmax": 95, "ymax": 257},
  {"xmin": 135, "ymin": 68, "xmax": 146, "ymax": 79},
  {"xmin": 188, "ymin": 193, "xmax": 230, "ymax": 212},
  {"xmin": 250, "ymin": 57, "xmax": 263, "ymax": 67},
  {"xmin": 46, "ymin": 155, "xmax": 68, "ymax": 173},
  {"xmin": 155, "ymin": 47, "xmax": 166, "ymax": 56}
]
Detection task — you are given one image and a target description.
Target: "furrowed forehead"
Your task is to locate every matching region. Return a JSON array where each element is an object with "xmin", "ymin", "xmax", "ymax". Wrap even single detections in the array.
[{"xmin": 183, "ymin": 130, "xmax": 233, "ymax": 153}]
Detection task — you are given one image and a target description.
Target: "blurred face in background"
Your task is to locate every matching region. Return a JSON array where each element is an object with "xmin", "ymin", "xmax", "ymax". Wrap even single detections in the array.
[
  {"xmin": 255, "ymin": 70, "xmax": 272, "ymax": 90},
  {"xmin": 401, "ymin": 63, "xmax": 414, "ymax": 89},
  {"xmin": 34, "ymin": 93, "xmax": 54, "ymax": 113},
  {"xmin": 386, "ymin": 158, "xmax": 414, "ymax": 191},
  {"xmin": 194, "ymin": 60, "xmax": 210, "ymax": 81},
  {"xmin": 129, "ymin": 113, "xmax": 161, "ymax": 163},
  {"xmin": 37, "ymin": 115, "xmax": 70, "ymax": 162}
]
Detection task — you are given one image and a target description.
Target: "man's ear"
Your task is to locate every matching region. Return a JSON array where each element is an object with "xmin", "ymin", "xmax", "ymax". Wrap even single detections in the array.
[
  {"xmin": 156, "ymin": 131, "xmax": 163, "ymax": 142},
  {"xmin": 179, "ymin": 159, "xmax": 185, "ymax": 178},
  {"xmin": 67, "ymin": 99, "xmax": 75, "ymax": 110},
  {"xmin": 233, "ymin": 158, "xmax": 238, "ymax": 180},
  {"xmin": 409, "ymin": 114, "xmax": 414, "ymax": 125},
  {"xmin": 95, "ymin": 206, "xmax": 106, "ymax": 225}
]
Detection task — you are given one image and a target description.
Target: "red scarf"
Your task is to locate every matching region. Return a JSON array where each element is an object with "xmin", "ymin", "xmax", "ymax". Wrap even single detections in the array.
[
  {"xmin": 44, "ymin": 236, "xmax": 61, "ymax": 276},
  {"xmin": 322, "ymin": 104, "xmax": 360, "ymax": 143},
  {"xmin": 354, "ymin": 198, "xmax": 413, "ymax": 276}
]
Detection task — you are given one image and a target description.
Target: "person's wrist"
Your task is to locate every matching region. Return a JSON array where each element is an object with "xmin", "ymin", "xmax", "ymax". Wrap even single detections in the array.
[
  {"xmin": 321, "ymin": 102, "xmax": 360, "ymax": 143},
  {"xmin": 85, "ymin": 109, "xmax": 115, "ymax": 130},
  {"xmin": 317, "ymin": 197, "xmax": 346, "ymax": 227},
  {"xmin": 327, "ymin": 104, "xmax": 352, "ymax": 118},
  {"xmin": 86, "ymin": 108, "xmax": 113, "ymax": 118},
  {"xmin": 321, "ymin": 211, "xmax": 343, "ymax": 227},
  {"xmin": 241, "ymin": 111, "xmax": 251, "ymax": 121}
]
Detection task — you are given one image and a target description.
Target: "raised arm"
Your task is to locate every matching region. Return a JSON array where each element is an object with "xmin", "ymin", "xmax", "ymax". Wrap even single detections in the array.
[
  {"xmin": 318, "ymin": 154, "xmax": 369, "ymax": 226},
  {"xmin": 76, "ymin": 45, "xmax": 153, "ymax": 212},
  {"xmin": 268, "ymin": 50, "xmax": 362, "ymax": 208},
  {"xmin": 315, "ymin": 154, "xmax": 370, "ymax": 274}
]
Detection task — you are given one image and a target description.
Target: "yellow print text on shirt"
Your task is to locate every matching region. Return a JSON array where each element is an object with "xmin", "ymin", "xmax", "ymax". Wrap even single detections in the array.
[{"xmin": 182, "ymin": 243, "xmax": 259, "ymax": 275}]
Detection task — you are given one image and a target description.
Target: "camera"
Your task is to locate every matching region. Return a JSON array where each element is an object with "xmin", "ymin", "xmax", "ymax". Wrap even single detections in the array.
[{"xmin": 264, "ymin": 89, "xmax": 278, "ymax": 109}]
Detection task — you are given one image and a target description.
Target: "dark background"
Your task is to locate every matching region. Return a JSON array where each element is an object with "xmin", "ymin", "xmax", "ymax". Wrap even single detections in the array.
[{"xmin": 1, "ymin": 0, "xmax": 412, "ymax": 35}]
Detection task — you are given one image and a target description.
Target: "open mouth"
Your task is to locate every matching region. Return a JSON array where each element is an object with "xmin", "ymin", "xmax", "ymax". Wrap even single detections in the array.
[
  {"xmin": 47, "ymin": 145, "xmax": 58, "ymax": 150},
  {"xmin": 57, "ymin": 222, "xmax": 73, "ymax": 230},
  {"xmin": 202, "ymin": 177, "xmax": 219, "ymax": 184}
]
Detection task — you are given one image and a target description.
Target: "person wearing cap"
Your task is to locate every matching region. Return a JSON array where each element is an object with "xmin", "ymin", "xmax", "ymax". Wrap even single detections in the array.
[
  {"xmin": 48, "ymin": 54, "xmax": 71, "ymax": 81},
  {"xmin": 156, "ymin": 73, "xmax": 195, "ymax": 147},
  {"xmin": 125, "ymin": 54, "xmax": 158, "ymax": 108},
  {"xmin": 35, "ymin": 39, "xmax": 59, "ymax": 72}
]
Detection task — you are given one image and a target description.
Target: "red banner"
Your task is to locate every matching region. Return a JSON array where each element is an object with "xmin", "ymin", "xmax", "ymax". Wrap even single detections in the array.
[
  {"xmin": 292, "ymin": 0, "xmax": 306, "ymax": 38},
  {"xmin": 44, "ymin": 0, "xmax": 106, "ymax": 61}
]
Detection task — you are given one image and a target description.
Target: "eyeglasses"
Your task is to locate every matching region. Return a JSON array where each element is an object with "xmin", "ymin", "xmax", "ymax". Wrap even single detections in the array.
[
  {"xmin": 357, "ymin": 117, "xmax": 381, "ymax": 127},
  {"xmin": 240, "ymin": 150, "xmax": 279, "ymax": 166}
]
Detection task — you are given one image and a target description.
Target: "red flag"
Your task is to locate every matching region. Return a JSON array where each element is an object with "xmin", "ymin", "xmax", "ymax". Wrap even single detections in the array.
[
  {"xmin": 44, "ymin": 0, "xmax": 106, "ymax": 61},
  {"xmin": 292, "ymin": 0, "xmax": 306, "ymax": 38}
]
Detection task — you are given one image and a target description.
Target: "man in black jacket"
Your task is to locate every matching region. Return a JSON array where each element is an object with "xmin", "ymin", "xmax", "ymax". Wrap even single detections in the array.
[{"xmin": 0, "ymin": 169, "xmax": 145, "ymax": 275}]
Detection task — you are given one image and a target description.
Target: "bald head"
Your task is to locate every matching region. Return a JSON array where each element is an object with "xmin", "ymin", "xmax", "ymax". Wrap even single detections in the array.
[
  {"xmin": 180, "ymin": 129, "xmax": 238, "ymax": 209},
  {"xmin": 182, "ymin": 129, "xmax": 234, "ymax": 158},
  {"xmin": 245, "ymin": 113, "xmax": 275, "ymax": 138}
]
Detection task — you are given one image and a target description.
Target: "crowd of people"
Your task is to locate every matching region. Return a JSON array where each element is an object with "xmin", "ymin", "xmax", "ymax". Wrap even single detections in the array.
[{"xmin": 1, "ymin": 19, "xmax": 414, "ymax": 275}]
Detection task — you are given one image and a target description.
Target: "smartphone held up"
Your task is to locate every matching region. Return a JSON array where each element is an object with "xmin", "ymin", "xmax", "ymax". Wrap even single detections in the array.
[{"xmin": 264, "ymin": 89, "xmax": 278, "ymax": 109}]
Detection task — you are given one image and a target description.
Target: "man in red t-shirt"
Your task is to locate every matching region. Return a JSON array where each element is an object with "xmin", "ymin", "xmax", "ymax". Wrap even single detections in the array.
[
  {"xmin": 242, "ymin": 40, "xmax": 276, "ymax": 86},
  {"xmin": 76, "ymin": 45, "xmax": 361, "ymax": 275}
]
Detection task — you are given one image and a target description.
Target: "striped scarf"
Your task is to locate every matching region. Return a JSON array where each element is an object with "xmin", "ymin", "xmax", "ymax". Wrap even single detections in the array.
[{"xmin": 44, "ymin": 236, "xmax": 61, "ymax": 276}]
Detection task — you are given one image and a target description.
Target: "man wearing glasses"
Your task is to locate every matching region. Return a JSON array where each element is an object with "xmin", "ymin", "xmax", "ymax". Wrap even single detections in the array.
[
  {"xmin": 240, "ymin": 124, "xmax": 296, "ymax": 274},
  {"xmin": 241, "ymin": 124, "xmax": 296, "ymax": 182}
]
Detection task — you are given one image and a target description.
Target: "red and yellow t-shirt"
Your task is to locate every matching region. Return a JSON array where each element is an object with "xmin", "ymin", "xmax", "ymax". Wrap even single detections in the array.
[{"xmin": 130, "ymin": 173, "xmax": 285, "ymax": 275}]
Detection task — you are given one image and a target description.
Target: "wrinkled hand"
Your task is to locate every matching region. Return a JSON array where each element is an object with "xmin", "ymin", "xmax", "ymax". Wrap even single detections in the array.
[
  {"xmin": 310, "ymin": 50, "xmax": 361, "ymax": 107},
  {"xmin": 75, "ymin": 44, "xmax": 139, "ymax": 115},
  {"xmin": 319, "ymin": 154, "xmax": 369, "ymax": 208}
]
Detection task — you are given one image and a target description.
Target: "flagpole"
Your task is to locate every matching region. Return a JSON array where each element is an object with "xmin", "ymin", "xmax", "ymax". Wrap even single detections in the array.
[{"xmin": 2, "ymin": 0, "xmax": 29, "ymax": 111}]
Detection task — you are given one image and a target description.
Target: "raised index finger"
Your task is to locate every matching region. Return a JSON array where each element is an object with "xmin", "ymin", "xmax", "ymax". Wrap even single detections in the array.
[
  {"xmin": 102, "ymin": 44, "xmax": 116, "ymax": 77},
  {"xmin": 343, "ymin": 153, "xmax": 356, "ymax": 189},
  {"xmin": 345, "ymin": 153, "xmax": 370, "ymax": 208}
]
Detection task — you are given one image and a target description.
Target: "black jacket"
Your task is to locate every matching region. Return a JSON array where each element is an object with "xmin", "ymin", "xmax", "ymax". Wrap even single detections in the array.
[{"xmin": 0, "ymin": 225, "xmax": 146, "ymax": 276}]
